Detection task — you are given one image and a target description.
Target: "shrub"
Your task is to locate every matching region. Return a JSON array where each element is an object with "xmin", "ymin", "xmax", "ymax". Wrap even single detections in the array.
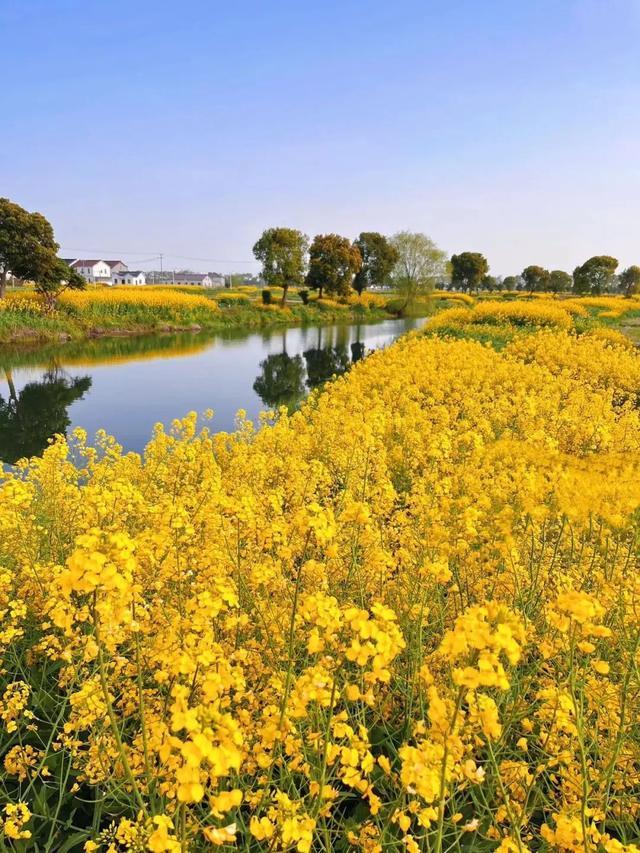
[
  {"xmin": 262, "ymin": 288, "xmax": 272, "ymax": 305},
  {"xmin": 298, "ymin": 288, "xmax": 309, "ymax": 305}
]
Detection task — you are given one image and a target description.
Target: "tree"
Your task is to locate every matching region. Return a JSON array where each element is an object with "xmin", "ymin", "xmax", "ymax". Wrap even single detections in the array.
[
  {"xmin": 521, "ymin": 265, "xmax": 550, "ymax": 294},
  {"xmin": 34, "ymin": 255, "xmax": 86, "ymax": 310},
  {"xmin": 252, "ymin": 227, "xmax": 309, "ymax": 306},
  {"xmin": 450, "ymin": 252, "xmax": 489, "ymax": 292},
  {"xmin": 480, "ymin": 274, "xmax": 500, "ymax": 292},
  {"xmin": 352, "ymin": 232, "xmax": 398, "ymax": 295},
  {"xmin": 548, "ymin": 270, "xmax": 572, "ymax": 294},
  {"xmin": 573, "ymin": 256, "xmax": 618, "ymax": 295},
  {"xmin": 306, "ymin": 234, "xmax": 362, "ymax": 299},
  {"xmin": 390, "ymin": 232, "xmax": 448, "ymax": 308},
  {"xmin": 0, "ymin": 198, "xmax": 58, "ymax": 298},
  {"xmin": 502, "ymin": 275, "xmax": 523, "ymax": 291},
  {"xmin": 619, "ymin": 265, "xmax": 640, "ymax": 297}
]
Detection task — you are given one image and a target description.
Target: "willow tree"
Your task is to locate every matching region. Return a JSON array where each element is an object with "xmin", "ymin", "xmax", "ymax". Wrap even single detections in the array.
[{"xmin": 390, "ymin": 231, "xmax": 447, "ymax": 308}]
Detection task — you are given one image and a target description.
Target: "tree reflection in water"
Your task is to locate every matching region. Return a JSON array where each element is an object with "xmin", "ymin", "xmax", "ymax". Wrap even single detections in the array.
[
  {"xmin": 0, "ymin": 368, "xmax": 92, "ymax": 463},
  {"xmin": 253, "ymin": 333, "xmax": 368, "ymax": 411},
  {"xmin": 303, "ymin": 345, "xmax": 350, "ymax": 389},
  {"xmin": 252, "ymin": 352, "xmax": 306, "ymax": 411}
]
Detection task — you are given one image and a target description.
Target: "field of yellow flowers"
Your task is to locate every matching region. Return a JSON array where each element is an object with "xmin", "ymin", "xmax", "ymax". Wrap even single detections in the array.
[{"xmin": 1, "ymin": 313, "xmax": 640, "ymax": 850}]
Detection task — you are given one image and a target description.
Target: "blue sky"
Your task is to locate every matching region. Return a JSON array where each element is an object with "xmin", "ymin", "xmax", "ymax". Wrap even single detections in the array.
[{"xmin": 2, "ymin": 0, "xmax": 639, "ymax": 275}]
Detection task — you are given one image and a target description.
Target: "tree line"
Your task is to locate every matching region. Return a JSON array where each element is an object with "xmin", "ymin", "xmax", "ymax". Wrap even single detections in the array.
[
  {"xmin": 254, "ymin": 228, "xmax": 640, "ymax": 304},
  {"xmin": 253, "ymin": 228, "xmax": 447, "ymax": 307},
  {"xmin": 2, "ymin": 197, "xmax": 639, "ymax": 310},
  {"xmin": 449, "ymin": 252, "xmax": 640, "ymax": 297}
]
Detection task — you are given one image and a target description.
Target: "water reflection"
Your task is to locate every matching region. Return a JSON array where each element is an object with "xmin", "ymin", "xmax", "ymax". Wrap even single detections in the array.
[
  {"xmin": 252, "ymin": 345, "xmax": 356, "ymax": 411},
  {"xmin": 252, "ymin": 353, "xmax": 306, "ymax": 410},
  {"xmin": 303, "ymin": 346, "xmax": 350, "ymax": 389},
  {"xmin": 0, "ymin": 368, "xmax": 92, "ymax": 463},
  {"xmin": 0, "ymin": 316, "xmax": 426, "ymax": 459}
]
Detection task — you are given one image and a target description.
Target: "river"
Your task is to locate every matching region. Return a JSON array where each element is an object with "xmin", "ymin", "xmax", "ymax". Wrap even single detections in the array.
[{"xmin": 0, "ymin": 316, "xmax": 425, "ymax": 463}]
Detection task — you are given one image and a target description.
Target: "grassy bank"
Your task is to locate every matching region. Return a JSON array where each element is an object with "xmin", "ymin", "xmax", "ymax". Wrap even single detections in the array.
[
  {"xmin": 1, "ymin": 313, "xmax": 639, "ymax": 849},
  {"xmin": 0, "ymin": 287, "xmax": 412, "ymax": 344},
  {"xmin": 4, "ymin": 285, "xmax": 637, "ymax": 347}
]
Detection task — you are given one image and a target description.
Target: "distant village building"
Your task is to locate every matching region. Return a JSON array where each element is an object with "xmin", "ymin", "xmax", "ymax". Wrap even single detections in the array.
[
  {"xmin": 112, "ymin": 270, "xmax": 146, "ymax": 285},
  {"xmin": 173, "ymin": 273, "xmax": 214, "ymax": 287},
  {"xmin": 63, "ymin": 259, "xmax": 225, "ymax": 288},
  {"xmin": 146, "ymin": 271, "xmax": 223, "ymax": 287},
  {"xmin": 70, "ymin": 259, "xmax": 113, "ymax": 283}
]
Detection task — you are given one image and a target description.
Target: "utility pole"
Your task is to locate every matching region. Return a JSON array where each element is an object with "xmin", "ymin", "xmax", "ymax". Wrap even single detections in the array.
[{"xmin": 159, "ymin": 253, "xmax": 164, "ymax": 281}]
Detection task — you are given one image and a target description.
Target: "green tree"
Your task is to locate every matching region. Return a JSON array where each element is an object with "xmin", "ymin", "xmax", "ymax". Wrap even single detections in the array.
[
  {"xmin": 548, "ymin": 270, "xmax": 572, "ymax": 294},
  {"xmin": 619, "ymin": 265, "xmax": 640, "ymax": 297},
  {"xmin": 352, "ymin": 232, "xmax": 398, "ymax": 295},
  {"xmin": 573, "ymin": 256, "xmax": 618, "ymax": 295},
  {"xmin": 306, "ymin": 234, "xmax": 362, "ymax": 299},
  {"xmin": 0, "ymin": 198, "xmax": 58, "ymax": 297},
  {"xmin": 450, "ymin": 252, "xmax": 489, "ymax": 292},
  {"xmin": 502, "ymin": 275, "xmax": 523, "ymax": 291},
  {"xmin": 481, "ymin": 274, "xmax": 500, "ymax": 292},
  {"xmin": 390, "ymin": 231, "xmax": 447, "ymax": 307},
  {"xmin": 521, "ymin": 265, "xmax": 550, "ymax": 294},
  {"xmin": 35, "ymin": 255, "xmax": 86, "ymax": 310},
  {"xmin": 252, "ymin": 227, "xmax": 309, "ymax": 306}
]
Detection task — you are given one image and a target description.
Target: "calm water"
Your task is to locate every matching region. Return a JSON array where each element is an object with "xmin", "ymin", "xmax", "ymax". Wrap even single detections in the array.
[{"xmin": 0, "ymin": 317, "xmax": 425, "ymax": 463}]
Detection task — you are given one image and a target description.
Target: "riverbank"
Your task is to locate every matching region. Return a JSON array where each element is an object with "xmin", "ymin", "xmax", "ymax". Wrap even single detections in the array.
[
  {"xmin": 2, "ymin": 287, "xmax": 639, "ymax": 347},
  {"xmin": 0, "ymin": 287, "xmax": 423, "ymax": 344}
]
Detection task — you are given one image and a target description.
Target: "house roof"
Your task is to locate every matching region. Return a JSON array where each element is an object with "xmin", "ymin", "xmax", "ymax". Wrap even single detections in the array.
[
  {"xmin": 105, "ymin": 260, "xmax": 126, "ymax": 268},
  {"xmin": 124, "ymin": 270, "xmax": 144, "ymax": 276},
  {"xmin": 70, "ymin": 259, "xmax": 105, "ymax": 268},
  {"xmin": 175, "ymin": 273, "xmax": 208, "ymax": 281}
]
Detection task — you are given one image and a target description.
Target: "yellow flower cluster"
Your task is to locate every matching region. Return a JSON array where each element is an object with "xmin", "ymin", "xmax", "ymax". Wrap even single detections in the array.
[
  {"xmin": 432, "ymin": 290, "xmax": 476, "ymax": 305},
  {"xmin": 344, "ymin": 292, "xmax": 388, "ymax": 309},
  {"xmin": 0, "ymin": 293, "xmax": 45, "ymax": 314},
  {"xmin": 425, "ymin": 299, "xmax": 575, "ymax": 332},
  {"xmin": 563, "ymin": 295, "xmax": 637, "ymax": 319},
  {"xmin": 60, "ymin": 286, "xmax": 221, "ymax": 313},
  {"xmin": 1, "ymin": 327, "xmax": 640, "ymax": 849}
]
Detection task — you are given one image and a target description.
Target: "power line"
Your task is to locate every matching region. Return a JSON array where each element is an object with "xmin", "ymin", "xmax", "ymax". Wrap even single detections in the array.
[
  {"xmin": 60, "ymin": 247, "xmax": 256, "ymax": 264},
  {"xmin": 60, "ymin": 247, "xmax": 163, "ymax": 257}
]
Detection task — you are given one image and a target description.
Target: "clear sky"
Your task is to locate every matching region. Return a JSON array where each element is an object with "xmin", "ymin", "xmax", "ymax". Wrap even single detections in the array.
[{"xmin": 2, "ymin": 0, "xmax": 639, "ymax": 275}]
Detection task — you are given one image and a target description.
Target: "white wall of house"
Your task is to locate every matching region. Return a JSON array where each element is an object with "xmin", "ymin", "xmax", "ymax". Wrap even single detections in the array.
[
  {"xmin": 74, "ymin": 261, "xmax": 112, "ymax": 282},
  {"xmin": 112, "ymin": 272, "xmax": 146, "ymax": 285}
]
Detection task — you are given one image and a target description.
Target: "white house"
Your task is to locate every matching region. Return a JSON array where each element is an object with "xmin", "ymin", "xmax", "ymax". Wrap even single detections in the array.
[
  {"xmin": 105, "ymin": 260, "xmax": 128, "ymax": 275},
  {"xmin": 70, "ymin": 259, "xmax": 112, "ymax": 282},
  {"xmin": 207, "ymin": 272, "xmax": 225, "ymax": 288},
  {"xmin": 112, "ymin": 270, "xmax": 146, "ymax": 285},
  {"xmin": 172, "ymin": 273, "xmax": 214, "ymax": 287}
]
